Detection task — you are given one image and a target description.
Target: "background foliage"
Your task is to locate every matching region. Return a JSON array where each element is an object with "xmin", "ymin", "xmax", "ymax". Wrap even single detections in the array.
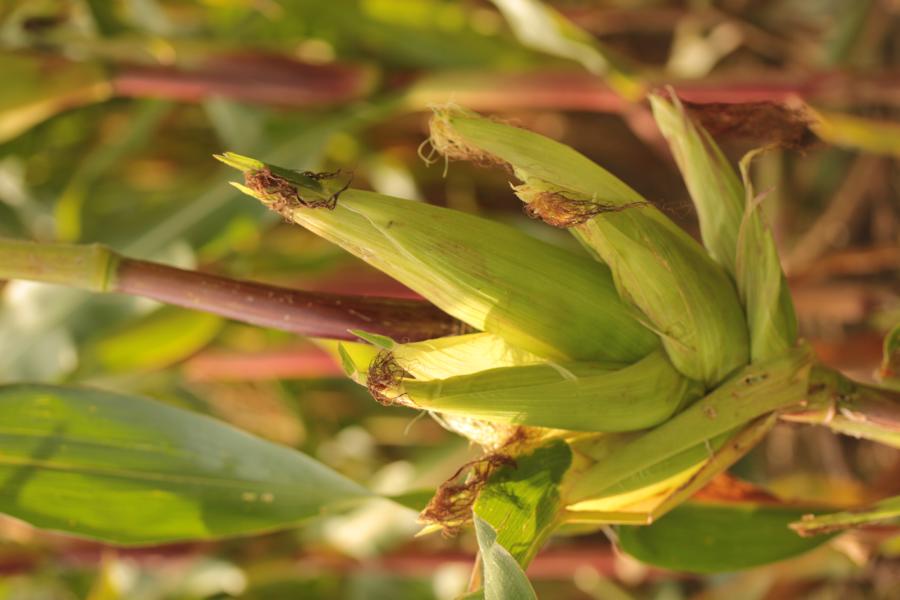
[{"xmin": 0, "ymin": 0, "xmax": 898, "ymax": 598}]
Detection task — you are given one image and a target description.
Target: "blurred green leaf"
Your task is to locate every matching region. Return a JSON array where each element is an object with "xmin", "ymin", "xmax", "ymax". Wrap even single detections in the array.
[
  {"xmin": 618, "ymin": 501, "xmax": 834, "ymax": 573},
  {"xmin": 82, "ymin": 306, "xmax": 222, "ymax": 373},
  {"xmin": 0, "ymin": 383, "xmax": 372, "ymax": 544},
  {"xmin": 55, "ymin": 99, "xmax": 172, "ymax": 242},
  {"xmin": 474, "ymin": 513, "xmax": 538, "ymax": 600},
  {"xmin": 489, "ymin": 0, "xmax": 642, "ymax": 98},
  {"xmin": 0, "ymin": 53, "xmax": 111, "ymax": 144}
]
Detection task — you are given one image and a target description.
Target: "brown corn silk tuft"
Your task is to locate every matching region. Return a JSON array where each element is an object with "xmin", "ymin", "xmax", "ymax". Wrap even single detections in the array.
[
  {"xmin": 419, "ymin": 426, "xmax": 546, "ymax": 534},
  {"xmin": 521, "ymin": 188, "xmax": 648, "ymax": 228},
  {"xmin": 366, "ymin": 351, "xmax": 410, "ymax": 406},
  {"xmin": 244, "ymin": 167, "xmax": 349, "ymax": 214},
  {"xmin": 425, "ymin": 110, "xmax": 511, "ymax": 170},
  {"xmin": 419, "ymin": 454, "xmax": 516, "ymax": 536},
  {"xmin": 681, "ymin": 99, "xmax": 818, "ymax": 150}
]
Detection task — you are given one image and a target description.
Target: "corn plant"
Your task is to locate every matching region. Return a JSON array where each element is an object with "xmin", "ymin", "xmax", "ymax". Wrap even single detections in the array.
[{"xmin": 1, "ymin": 98, "xmax": 898, "ymax": 598}]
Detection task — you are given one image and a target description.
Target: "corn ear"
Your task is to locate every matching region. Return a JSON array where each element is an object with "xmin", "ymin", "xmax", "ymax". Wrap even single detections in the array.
[
  {"xmin": 217, "ymin": 152, "xmax": 657, "ymax": 363},
  {"xmin": 429, "ymin": 108, "xmax": 748, "ymax": 386},
  {"xmin": 342, "ymin": 332, "xmax": 547, "ymax": 450},
  {"xmin": 650, "ymin": 95, "xmax": 798, "ymax": 362},
  {"xmin": 371, "ymin": 349, "xmax": 700, "ymax": 433}
]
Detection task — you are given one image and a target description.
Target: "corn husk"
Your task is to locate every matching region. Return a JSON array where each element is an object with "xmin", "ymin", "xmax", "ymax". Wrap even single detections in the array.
[
  {"xmin": 569, "ymin": 344, "xmax": 813, "ymax": 502},
  {"xmin": 354, "ymin": 330, "xmax": 544, "ymax": 379},
  {"xmin": 370, "ymin": 349, "xmax": 700, "ymax": 433},
  {"xmin": 217, "ymin": 152, "xmax": 657, "ymax": 364},
  {"xmin": 336, "ymin": 333, "xmax": 547, "ymax": 450},
  {"xmin": 429, "ymin": 107, "xmax": 748, "ymax": 386},
  {"xmin": 650, "ymin": 95, "xmax": 797, "ymax": 362}
]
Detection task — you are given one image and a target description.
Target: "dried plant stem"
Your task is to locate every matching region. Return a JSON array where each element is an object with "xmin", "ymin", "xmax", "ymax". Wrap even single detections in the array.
[
  {"xmin": 0, "ymin": 238, "xmax": 461, "ymax": 342},
  {"xmin": 782, "ymin": 364, "xmax": 900, "ymax": 448},
  {"xmin": 406, "ymin": 69, "xmax": 900, "ymax": 113}
]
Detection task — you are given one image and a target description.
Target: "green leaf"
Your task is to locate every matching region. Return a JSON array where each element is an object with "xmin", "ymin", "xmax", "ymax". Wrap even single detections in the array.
[
  {"xmin": 0, "ymin": 384, "xmax": 371, "ymax": 544},
  {"xmin": 475, "ymin": 440, "xmax": 571, "ymax": 566},
  {"xmin": 474, "ymin": 514, "xmax": 538, "ymax": 600},
  {"xmin": 791, "ymin": 494, "xmax": 900, "ymax": 536},
  {"xmin": 618, "ymin": 501, "xmax": 834, "ymax": 572}
]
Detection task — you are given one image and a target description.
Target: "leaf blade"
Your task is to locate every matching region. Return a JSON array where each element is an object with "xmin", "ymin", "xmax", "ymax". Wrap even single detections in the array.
[
  {"xmin": 0, "ymin": 384, "xmax": 371, "ymax": 544},
  {"xmin": 474, "ymin": 513, "xmax": 538, "ymax": 600}
]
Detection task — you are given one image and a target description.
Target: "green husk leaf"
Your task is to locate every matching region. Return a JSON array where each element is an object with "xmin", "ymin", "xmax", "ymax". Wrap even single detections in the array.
[
  {"xmin": 565, "ymin": 416, "xmax": 773, "ymax": 523},
  {"xmin": 429, "ymin": 107, "xmax": 748, "ymax": 385},
  {"xmin": 570, "ymin": 431, "xmax": 728, "ymax": 504},
  {"xmin": 651, "ymin": 95, "xmax": 798, "ymax": 362},
  {"xmin": 649, "ymin": 94, "xmax": 745, "ymax": 275},
  {"xmin": 393, "ymin": 332, "xmax": 544, "ymax": 379},
  {"xmin": 349, "ymin": 329, "xmax": 397, "ymax": 350},
  {"xmin": 570, "ymin": 345, "xmax": 813, "ymax": 501},
  {"xmin": 389, "ymin": 350, "xmax": 699, "ymax": 433},
  {"xmin": 336, "ymin": 343, "xmax": 365, "ymax": 383},
  {"xmin": 221, "ymin": 152, "xmax": 657, "ymax": 364},
  {"xmin": 736, "ymin": 150, "xmax": 799, "ymax": 361}
]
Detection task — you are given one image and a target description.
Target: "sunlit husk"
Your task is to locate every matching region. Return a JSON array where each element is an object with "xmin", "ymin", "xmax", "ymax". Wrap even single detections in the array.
[
  {"xmin": 218, "ymin": 152, "xmax": 657, "ymax": 364},
  {"xmin": 650, "ymin": 95, "xmax": 797, "ymax": 362},
  {"xmin": 393, "ymin": 332, "xmax": 544, "ymax": 379},
  {"xmin": 569, "ymin": 345, "xmax": 813, "ymax": 502},
  {"xmin": 429, "ymin": 108, "xmax": 749, "ymax": 386},
  {"xmin": 382, "ymin": 349, "xmax": 700, "ymax": 433}
]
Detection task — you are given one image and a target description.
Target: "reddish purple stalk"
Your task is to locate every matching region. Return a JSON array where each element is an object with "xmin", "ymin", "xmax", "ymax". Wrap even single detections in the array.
[{"xmin": 115, "ymin": 258, "xmax": 464, "ymax": 342}]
